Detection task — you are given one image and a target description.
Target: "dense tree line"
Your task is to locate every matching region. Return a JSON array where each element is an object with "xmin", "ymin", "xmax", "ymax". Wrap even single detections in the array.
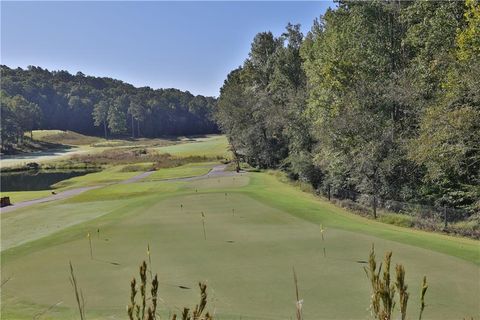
[
  {"xmin": 215, "ymin": 0, "xmax": 480, "ymax": 213},
  {"xmin": 1, "ymin": 65, "xmax": 218, "ymax": 149}
]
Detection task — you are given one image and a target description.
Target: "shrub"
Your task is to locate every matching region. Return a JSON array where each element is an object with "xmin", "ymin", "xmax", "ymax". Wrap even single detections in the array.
[{"xmin": 379, "ymin": 213, "xmax": 414, "ymax": 228}]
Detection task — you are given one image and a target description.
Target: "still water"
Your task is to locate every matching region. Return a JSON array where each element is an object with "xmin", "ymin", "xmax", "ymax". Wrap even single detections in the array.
[{"xmin": 1, "ymin": 170, "xmax": 94, "ymax": 191}]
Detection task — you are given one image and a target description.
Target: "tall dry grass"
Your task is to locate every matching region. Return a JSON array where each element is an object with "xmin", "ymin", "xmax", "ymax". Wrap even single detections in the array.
[
  {"xmin": 293, "ymin": 267, "xmax": 303, "ymax": 320},
  {"xmin": 364, "ymin": 245, "xmax": 428, "ymax": 320},
  {"xmin": 127, "ymin": 260, "xmax": 159, "ymax": 320},
  {"xmin": 65, "ymin": 245, "xmax": 437, "ymax": 320},
  {"xmin": 69, "ymin": 261, "xmax": 86, "ymax": 320},
  {"xmin": 70, "ymin": 148, "xmax": 213, "ymax": 169},
  {"xmin": 127, "ymin": 259, "xmax": 213, "ymax": 320}
]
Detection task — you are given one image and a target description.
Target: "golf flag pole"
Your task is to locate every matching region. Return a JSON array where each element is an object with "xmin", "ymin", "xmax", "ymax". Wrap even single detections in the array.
[
  {"xmin": 87, "ymin": 232, "xmax": 93, "ymax": 259},
  {"xmin": 320, "ymin": 225, "xmax": 326, "ymax": 258},
  {"xmin": 147, "ymin": 244, "xmax": 153, "ymax": 279},
  {"xmin": 201, "ymin": 212, "xmax": 207, "ymax": 240}
]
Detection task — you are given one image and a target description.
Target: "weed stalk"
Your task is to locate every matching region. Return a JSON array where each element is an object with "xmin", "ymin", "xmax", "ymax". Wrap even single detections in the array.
[{"xmin": 69, "ymin": 261, "xmax": 86, "ymax": 320}]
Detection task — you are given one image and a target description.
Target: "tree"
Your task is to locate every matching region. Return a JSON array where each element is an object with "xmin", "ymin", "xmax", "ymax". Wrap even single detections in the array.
[
  {"xmin": 108, "ymin": 95, "xmax": 128, "ymax": 134},
  {"xmin": 10, "ymin": 95, "xmax": 42, "ymax": 141},
  {"xmin": 128, "ymin": 96, "xmax": 146, "ymax": 138},
  {"xmin": 215, "ymin": 0, "xmax": 479, "ymax": 215},
  {"xmin": 0, "ymin": 65, "xmax": 218, "ymax": 142},
  {"xmin": 409, "ymin": 0, "xmax": 480, "ymax": 210},
  {"xmin": 301, "ymin": 1, "xmax": 415, "ymax": 216},
  {"xmin": 216, "ymin": 25, "xmax": 311, "ymax": 169},
  {"xmin": 0, "ymin": 92, "xmax": 18, "ymax": 150},
  {"xmin": 93, "ymin": 99, "xmax": 110, "ymax": 139}
]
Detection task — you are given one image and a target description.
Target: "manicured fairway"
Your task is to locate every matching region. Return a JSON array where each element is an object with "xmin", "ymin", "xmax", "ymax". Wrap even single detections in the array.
[
  {"xmin": 1, "ymin": 166, "xmax": 478, "ymax": 320},
  {"xmin": 0, "ymin": 190, "xmax": 52, "ymax": 203},
  {"xmin": 155, "ymin": 135, "xmax": 230, "ymax": 158},
  {"xmin": 145, "ymin": 162, "xmax": 216, "ymax": 181}
]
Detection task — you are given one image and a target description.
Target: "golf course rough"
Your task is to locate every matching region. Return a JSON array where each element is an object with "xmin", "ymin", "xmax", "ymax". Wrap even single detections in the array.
[{"xmin": 1, "ymin": 165, "xmax": 479, "ymax": 319}]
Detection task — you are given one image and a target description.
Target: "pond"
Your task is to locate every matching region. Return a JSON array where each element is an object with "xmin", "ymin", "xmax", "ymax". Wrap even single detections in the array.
[
  {"xmin": 0, "ymin": 170, "xmax": 95, "ymax": 191},
  {"xmin": 0, "ymin": 147, "xmax": 86, "ymax": 168}
]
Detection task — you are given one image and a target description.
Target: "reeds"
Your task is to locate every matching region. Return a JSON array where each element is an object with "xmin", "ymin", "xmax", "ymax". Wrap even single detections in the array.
[
  {"xmin": 69, "ymin": 261, "xmax": 86, "ymax": 320},
  {"xmin": 395, "ymin": 264, "xmax": 408, "ymax": 320},
  {"xmin": 127, "ymin": 260, "xmax": 159, "ymax": 320},
  {"xmin": 293, "ymin": 267, "xmax": 303, "ymax": 320},
  {"xmin": 419, "ymin": 276, "xmax": 428, "ymax": 320},
  {"xmin": 70, "ymin": 148, "xmax": 212, "ymax": 168},
  {"xmin": 364, "ymin": 247, "xmax": 396, "ymax": 320},
  {"xmin": 171, "ymin": 282, "xmax": 213, "ymax": 320},
  {"xmin": 365, "ymin": 245, "xmax": 427, "ymax": 320},
  {"xmin": 127, "ymin": 259, "xmax": 213, "ymax": 320}
]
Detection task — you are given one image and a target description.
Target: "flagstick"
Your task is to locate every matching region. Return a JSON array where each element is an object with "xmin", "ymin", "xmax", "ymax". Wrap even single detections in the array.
[
  {"xmin": 147, "ymin": 244, "xmax": 153, "ymax": 279},
  {"xmin": 202, "ymin": 220, "xmax": 207, "ymax": 240},
  {"xmin": 201, "ymin": 212, "xmax": 207, "ymax": 240},
  {"xmin": 320, "ymin": 225, "xmax": 326, "ymax": 258},
  {"xmin": 87, "ymin": 232, "xmax": 93, "ymax": 259}
]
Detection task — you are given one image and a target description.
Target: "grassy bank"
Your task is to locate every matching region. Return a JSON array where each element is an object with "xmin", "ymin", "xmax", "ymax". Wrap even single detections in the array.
[
  {"xmin": 1, "ymin": 134, "xmax": 478, "ymax": 319},
  {"xmin": 2, "ymin": 168, "xmax": 478, "ymax": 319}
]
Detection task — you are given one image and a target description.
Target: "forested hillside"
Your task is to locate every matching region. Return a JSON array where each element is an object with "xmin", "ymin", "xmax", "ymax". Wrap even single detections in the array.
[
  {"xmin": 1, "ymin": 66, "xmax": 218, "ymax": 149},
  {"xmin": 215, "ymin": 0, "xmax": 480, "ymax": 214}
]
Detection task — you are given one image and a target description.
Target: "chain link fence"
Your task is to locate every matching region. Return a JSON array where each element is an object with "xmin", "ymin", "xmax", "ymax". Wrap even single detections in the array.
[{"xmin": 316, "ymin": 187, "xmax": 479, "ymax": 238}]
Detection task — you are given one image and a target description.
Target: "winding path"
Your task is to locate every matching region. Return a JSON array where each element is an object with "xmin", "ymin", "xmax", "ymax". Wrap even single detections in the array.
[
  {"xmin": 0, "ymin": 171, "xmax": 155, "ymax": 214},
  {"xmin": 0, "ymin": 164, "xmax": 238, "ymax": 214},
  {"xmin": 0, "ymin": 186, "xmax": 103, "ymax": 214}
]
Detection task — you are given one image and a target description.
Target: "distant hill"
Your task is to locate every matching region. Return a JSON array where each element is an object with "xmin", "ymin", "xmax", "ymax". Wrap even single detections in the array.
[{"xmin": 0, "ymin": 65, "xmax": 218, "ymax": 152}]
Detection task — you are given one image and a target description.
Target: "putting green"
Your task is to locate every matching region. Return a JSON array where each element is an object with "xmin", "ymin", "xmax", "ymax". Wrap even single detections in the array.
[
  {"xmin": 1, "ymin": 168, "xmax": 479, "ymax": 319},
  {"xmin": 155, "ymin": 135, "xmax": 230, "ymax": 158},
  {"xmin": 145, "ymin": 162, "xmax": 216, "ymax": 181}
]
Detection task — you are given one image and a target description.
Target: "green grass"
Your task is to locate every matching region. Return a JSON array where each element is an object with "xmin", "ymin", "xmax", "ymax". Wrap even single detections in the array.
[
  {"xmin": 145, "ymin": 162, "xmax": 216, "ymax": 181},
  {"xmin": 0, "ymin": 166, "xmax": 142, "ymax": 205},
  {"xmin": 0, "ymin": 163, "xmax": 211, "ymax": 206},
  {"xmin": 69, "ymin": 180, "xmax": 182, "ymax": 203},
  {"xmin": 51, "ymin": 166, "xmax": 140, "ymax": 189},
  {"xmin": 1, "ymin": 132, "xmax": 227, "ymax": 169},
  {"xmin": 0, "ymin": 190, "xmax": 52, "ymax": 203},
  {"xmin": 155, "ymin": 135, "xmax": 230, "ymax": 158},
  {"xmin": 244, "ymin": 173, "xmax": 480, "ymax": 265},
  {"xmin": 1, "ymin": 166, "xmax": 479, "ymax": 319},
  {"xmin": 31, "ymin": 130, "xmax": 104, "ymax": 146}
]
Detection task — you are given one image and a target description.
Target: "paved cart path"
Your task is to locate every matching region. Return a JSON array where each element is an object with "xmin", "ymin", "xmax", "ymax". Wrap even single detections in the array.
[
  {"xmin": 0, "ymin": 164, "xmax": 239, "ymax": 213},
  {"xmin": 0, "ymin": 171, "xmax": 155, "ymax": 214}
]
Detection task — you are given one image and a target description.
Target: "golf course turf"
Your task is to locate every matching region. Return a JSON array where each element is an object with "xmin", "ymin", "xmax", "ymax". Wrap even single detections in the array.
[{"xmin": 1, "ymin": 139, "xmax": 479, "ymax": 319}]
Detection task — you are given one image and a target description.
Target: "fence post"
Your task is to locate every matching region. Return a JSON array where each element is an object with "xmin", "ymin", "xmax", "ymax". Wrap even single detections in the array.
[
  {"xmin": 327, "ymin": 184, "xmax": 331, "ymax": 201},
  {"xmin": 444, "ymin": 206, "xmax": 448, "ymax": 229},
  {"xmin": 373, "ymin": 195, "xmax": 377, "ymax": 219}
]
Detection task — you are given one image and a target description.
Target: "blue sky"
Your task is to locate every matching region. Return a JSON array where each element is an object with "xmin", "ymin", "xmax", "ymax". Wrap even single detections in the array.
[{"xmin": 1, "ymin": 1, "xmax": 333, "ymax": 97}]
